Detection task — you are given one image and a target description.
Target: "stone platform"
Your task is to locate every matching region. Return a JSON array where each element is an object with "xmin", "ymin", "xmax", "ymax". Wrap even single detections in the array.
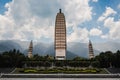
[{"xmin": 1, "ymin": 74, "xmax": 120, "ymax": 78}]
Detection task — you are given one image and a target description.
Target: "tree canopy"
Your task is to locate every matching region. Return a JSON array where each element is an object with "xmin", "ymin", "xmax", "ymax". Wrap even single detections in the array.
[{"xmin": 0, "ymin": 49, "xmax": 120, "ymax": 68}]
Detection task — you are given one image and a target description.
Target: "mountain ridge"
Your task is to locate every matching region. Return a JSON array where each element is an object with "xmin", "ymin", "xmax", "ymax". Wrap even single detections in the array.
[{"xmin": 0, "ymin": 40, "xmax": 120, "ymax": 59}]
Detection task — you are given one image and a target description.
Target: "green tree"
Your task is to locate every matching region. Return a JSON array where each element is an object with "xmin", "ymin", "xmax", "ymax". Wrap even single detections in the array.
[
  {"xmin": 113, "ymin": 50, "xmax": 120, "ymax": 68},
  {"xmin": 95, "ymin": 51, "xmax": 113, "ymax": 68},
  {"xmin": 0, "ymin": 49, "xmax": 25, "ymax": 68},
  {"xmin": 73, "ymin": 56, "xmax": 85, "ymax": 61}
]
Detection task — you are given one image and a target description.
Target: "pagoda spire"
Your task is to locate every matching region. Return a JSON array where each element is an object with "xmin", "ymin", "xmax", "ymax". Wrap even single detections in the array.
[
  {"xmin": 88, "ymin": 40, "xmax": 94, "ymax": 59},
  {"xmin": 55, "ymin": 9, "xmax": 66, "ymax": 60},
  {"xmin": 28, "ymin": 40, "xmax": 33, "ymax": 58},
  {"xmin": 59, "ymin": 9, "xmax": 62, "ymax": 13}
]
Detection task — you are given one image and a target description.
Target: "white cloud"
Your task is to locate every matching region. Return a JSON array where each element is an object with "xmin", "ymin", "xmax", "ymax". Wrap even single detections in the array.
[
  {"xmin": 103, "ymin": 7, "xmax": 116, "ymax": 17},
  {"xmin": 0, "ymin": 0, "xmax": 92, "ymax": 42},
  {"xmin": 0, "ymin": 15, "xmax": 14, "ymax": 30},
  {"xmin": 59, "ymin": 0, "xmax": 92, "ymax": 42},
  {"xmin": 101, "ymin": 34, "xmax": 108, "ymax": 39},
  {"xmin": 118, "ymin": 4, "xmax": 120, "ymax": 9},
  {"xmin": 97, "ymin": 16, "xmax": 106, "ymax": 22},
  {"xmin": 103, "ymin": 17, "xmax": 120, "ymax": 40},
  {"xmin": 97, "ymin": 6, "xmax": 120, "ymax": 41},
  {"xmin": 92, "ymin": 0, "xmax": 98, "ymax": 2},
  {"xmin": 67, "ymin": 28, "xmax": 89, "ymax": 42},
  {"xmin": 60, "ymin": 0, "xmax": 92, "ymax": 25},
  {"xmin": 0, "ymin": 0, "xmax": 57, "ymax": 42},
  {"xmin": 89, "ymin": 28, "xmax": 102, "ymax": 36},
  {"xmin": 98, "ymin": 7, "xmax": 117, "ymax": 21}
]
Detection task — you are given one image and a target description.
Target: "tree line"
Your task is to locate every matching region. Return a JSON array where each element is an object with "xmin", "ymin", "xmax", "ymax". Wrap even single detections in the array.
[
  {"xmin": 93, "ymin": 50, "xmax": 120, "ymax": 68},
  {"xmin": 0, "ymin": 49, "xmax": 120, "ymax": 68}
]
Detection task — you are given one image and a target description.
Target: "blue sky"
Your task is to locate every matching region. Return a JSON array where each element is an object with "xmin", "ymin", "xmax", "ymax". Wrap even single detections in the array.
[
  {"xmin": 0, "ymin": 0, "xmax": 11, "ymax": 14},
  {"xmin": 0, "ymin": 0, "xmax": 120, "ymax": 43}
]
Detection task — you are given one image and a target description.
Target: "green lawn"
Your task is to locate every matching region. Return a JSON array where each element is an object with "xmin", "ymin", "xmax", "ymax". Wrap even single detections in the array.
[{"xmin": 13, "ymin": 67, "xmax": 108, "ymax": 74}]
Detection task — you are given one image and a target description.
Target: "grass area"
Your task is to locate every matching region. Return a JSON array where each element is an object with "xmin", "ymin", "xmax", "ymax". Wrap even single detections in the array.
[{"xmin": 13, "ymin": 67, "xmax": 108, "ymax": 74}]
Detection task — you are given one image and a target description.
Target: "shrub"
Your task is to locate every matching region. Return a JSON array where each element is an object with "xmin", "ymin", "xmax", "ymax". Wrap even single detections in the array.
[{"xmin": 24, "ymin": 69, "xmax": 38, "ymax": 73}]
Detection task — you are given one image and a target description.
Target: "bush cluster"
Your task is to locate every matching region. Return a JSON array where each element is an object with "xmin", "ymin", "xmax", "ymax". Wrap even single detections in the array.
[{"xmin": 19, "ymin": 68, "xmax": 101, "ymax": 74}]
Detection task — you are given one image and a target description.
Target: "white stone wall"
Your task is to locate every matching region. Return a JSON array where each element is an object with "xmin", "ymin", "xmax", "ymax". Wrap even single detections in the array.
[{"xmin": 55, "ymin": 49, "xmax": 66, "ymax": 60}]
